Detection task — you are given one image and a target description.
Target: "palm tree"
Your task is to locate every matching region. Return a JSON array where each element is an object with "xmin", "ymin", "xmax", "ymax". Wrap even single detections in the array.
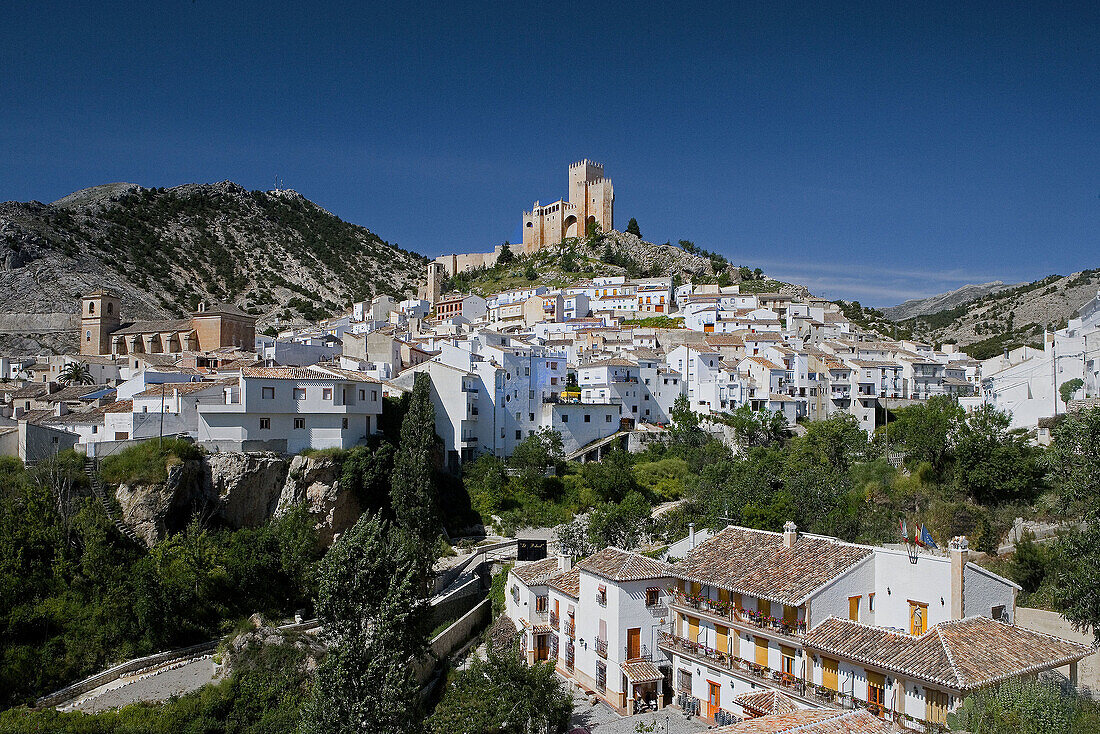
[{"xmin": 58, "ymin": 361, "xmax": 95, "ymax": 386}]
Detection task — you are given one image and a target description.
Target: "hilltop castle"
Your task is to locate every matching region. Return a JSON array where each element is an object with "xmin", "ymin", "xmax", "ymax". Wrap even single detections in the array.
[
  {"xmin": 426, "ymin": 160, "xmax": 615, "ymax": 289},
  {"xmin": 522, "ymin": 159, "xmax": 614, "ymax": 251}
]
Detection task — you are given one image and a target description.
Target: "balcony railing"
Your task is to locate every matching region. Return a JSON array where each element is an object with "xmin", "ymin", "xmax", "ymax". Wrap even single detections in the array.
[
  {"xmin": 565, "ymin": 619, "xmax": 575, "ymax": 637},
  {"xmin": 657, "ymin": 631, "xmax": 940, "ymax": 728},
  {"xmin": 595, "ymin": 637, "xmax": 608, "ymax": 658},
  {"xmin": 534, "ymin": 608, "xmax": 548, "ymax": 621},
  {"xmin": 625, "ymin": 643, "xmax": 652, "ymax": 662},
  {"xmin": 596, "ymin": 592, "xmax": 607, "ymax": 607},
  {"xmin": 549, "ymin": 611, "xmax": 559, "ymax": 630},
  {"xmin": 668, "ymin": 589, "xmax": 806, "ymax": 638}
]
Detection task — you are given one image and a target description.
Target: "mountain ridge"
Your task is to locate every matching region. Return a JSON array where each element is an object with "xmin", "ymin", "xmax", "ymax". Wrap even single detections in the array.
[{"xmin": 0, "ymin": 181, "xmax": 426, "ymax": 353}]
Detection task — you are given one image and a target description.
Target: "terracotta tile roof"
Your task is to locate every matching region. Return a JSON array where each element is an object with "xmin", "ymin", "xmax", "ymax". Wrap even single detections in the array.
[
  {"xmin": 102, "ymin": 399, "xmax": 134, "ymax": 413},
  {"xmin": 670, "ymin": 526, "xmax": 872, "ymax": 606},
  {"xmin": 802, "ymin": 616, "xmax": 1092, "ymax": 692},
  {"xmin": 41, "ymin": 409, "xmax": 106, "ymax": 426},
  {"xmin": 133, "ymin": 379, "xmax": 233, "ymax": 398},
  {"xmin": 748, "ymin": 357, "xmax": 785, "ymax": 370},
  {"xmin": 111, "ymin": 318, "xmax": 194, "ymax": 335},
  {"xmin": 706, "ymin": 334, "xmax": 746, "ymax": 346},
  {"xmin": 585, "ymin": 357, "xmax": 637, "ymax": 368},
  {"xmin": 547, "ymin": 566, "xmax": 581, "ymax": 597},
  {"xmin": 620, "ymin": 660, "xmax": 663, "ymax": 683},
  {"xmin": 11, "ymin": 383, "xmax": 51, "ymax": 399},
  {"xmin": 511, "ymin": 557, "xmax": 563, "ymax": 586},
  {"xmin": 577, "ymin": 547, "xmax": 673, "ymax": 582},
  {"xmin": 19, "ymin": 409, "xmax": 55, "ymax": 425},
  {"xmin": 714, "ymin": 709, "xmax": 890, "ymax": 733},
  {"xmin": 732, "ymin": 689, "xmax": 798, "ymax": 717},
  {"xmin": 41, "ymin": 384, "xmax": 113, "ymax": 402}
]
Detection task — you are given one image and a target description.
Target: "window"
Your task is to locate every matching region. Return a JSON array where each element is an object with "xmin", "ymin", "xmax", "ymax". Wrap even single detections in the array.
[
  {"xmin": 262, "ymin": 386, "xmax": 275, "ymax": 399},
  {"xmin": 562, "ymin": 414, "xmax": 569, "ymax": 423},
  {"xmin": 259, "ymin": 418, "xmax": 270, "ymax": 430},
  {"xmin": 293, "ymin": 387, "xmax": 306, "ymax": 400},
  {"xmin": 322, "ymin": 387, "xmax": 333, "ymax": 400},
  {"xmin": 605, "ymin": 414, "xmax": 612, "ymax": 422},
  {"xmin": 991, "ymin": 604, "xmax": 1006, "ymax": 622},
  {"xmin": 781, "ymin": 645, "xmax": 796, "ymax": 675},
  {"xmin": 529, "ymin": 413, "xmax": 534, "ymax": 421},
  {"xmin": 596, "ymin": 662, "xmax": 606, "ymax": 693},
  {"xmin": 645, "ymin": 587, "xmax": 660, "ymax": 607},
  {"xmin": 371, "ymin": 390, "xmax": 377, "ymax": 401},
  {"xmin": 535, "ymin": 596, "xmax": 548, "ymax": 613},
  {"xmin": 596, "ymin": 585, "xmax": 607, "ymax": 606},
  {"xmin": 869, "ymin": 593, "xmax": 875, "ymax": 612},
  {"xmin": 359, "ymin": 389, "xmax": 365, "ymax": 400},
  {"xmin": 515, "ymin": 430, "xmax": 521, "ymax": 439},
  {"xmin": 342, "ymin": 417, "xmax": 348, "ymax": 429},
  {"xmin": 294, "ymin": 418, "xmax": 305, "ymax": 429},
  {"xmin": 525, "ymin": 367, "xmax": 530, "ymax": 376},
  {"xmin": 867, "ymin": 671, "xmax": 886, "ymax": 711},
  {"xmin": 848, "ymin": 596, "xmax": 861, "ymax": 622},
  {"xmin": 85, "ymin": 330, "xmax": 91, "ymax": 341},
  {"xmin": 88, "ymin": 302, "xmax": 95, "ymax": 314}
]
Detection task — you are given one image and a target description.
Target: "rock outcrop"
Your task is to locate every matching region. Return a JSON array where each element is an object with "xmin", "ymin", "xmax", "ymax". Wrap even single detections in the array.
[
  {"xmin": 113, "ymin": 459, "xmax": 209, "ymax": 547},
  {"xmin": 205, "ymin": 451, "xmax": 289, "ymax": 528},
  {"xmin": 275, "ymin": 454, "xmax": 361, "ymax": 547}
]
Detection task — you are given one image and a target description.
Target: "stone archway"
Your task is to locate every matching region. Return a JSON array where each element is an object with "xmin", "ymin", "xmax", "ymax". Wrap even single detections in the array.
[{"xmin": 564, "ymin": 214, "xmax": 578, "ymax": 239}]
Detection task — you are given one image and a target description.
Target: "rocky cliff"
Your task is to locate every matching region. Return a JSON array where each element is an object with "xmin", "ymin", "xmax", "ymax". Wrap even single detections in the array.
[
  {"xmin": 0, "ymin": 181, "xmax": 426, "ymax": 353},
  {"xmin": 109, "ymin": 451, "xmax": 359, "ymax": 547}
]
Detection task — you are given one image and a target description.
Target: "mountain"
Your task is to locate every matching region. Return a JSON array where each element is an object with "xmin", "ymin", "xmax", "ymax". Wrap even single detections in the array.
[
  {"xmin": 0, "ymin": 182, "xmax": 426, "ymax": 353},
  {"xmin": 894, "ymin": 269, "xmax": 1100, "ymax": 360},
  {"xmin": 883, "ymin": 281, "xmax": 1023, "ymax": 321}
]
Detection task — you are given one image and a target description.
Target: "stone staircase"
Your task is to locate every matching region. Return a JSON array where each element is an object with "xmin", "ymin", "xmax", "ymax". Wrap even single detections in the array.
[{"xmin": 83, "ymin": 457, "xmax": 142, "ymax": 545}]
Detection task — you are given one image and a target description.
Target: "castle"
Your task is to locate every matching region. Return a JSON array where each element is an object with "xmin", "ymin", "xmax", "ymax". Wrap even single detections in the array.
[
  {"xmin": 522, "ymin": 159, "xmax": 614, "ymax": 251},
  {"xmin": 425, "ymin": 160, "xmax": 615, "ymax": 288}
]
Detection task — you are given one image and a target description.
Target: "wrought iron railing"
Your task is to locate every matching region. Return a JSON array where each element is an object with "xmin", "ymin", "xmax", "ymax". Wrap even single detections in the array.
[
  {"xmin": 595, "ymin": 637, "xmax": 608, "ymax": 658},
  {"xmin": 668, "ymin": 589, "xmax": 806, "ymax": 637},
  {"xmin": 625, "ymin": 643, "xmax": 651, "ymax": 661},
  {"xmin": 565, "ymin": 619, "xmax": 575, "ymax": 637},
  {"xmin": 549, "ymin": 611, "xmax": 558, "ymax": 630}
]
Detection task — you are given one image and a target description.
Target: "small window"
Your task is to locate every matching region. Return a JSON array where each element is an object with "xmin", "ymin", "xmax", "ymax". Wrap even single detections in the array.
[
  {"xmin": 515, "ymin": 430, "xmax": 521, "ymax": 440},
  {"xmin": 562, "ymin": 414, "xmax": 569, "ymax": 423},
  {"xmin": 535, "ymin": 596, "xmax": 548, "ymax": 613},
  {"xmin": 529, "ymin": 413, "xmax": 534, "ymax": 421},
  {"xmin": 605, "ymin": 414, "xmax": 612, "ymax": 422},
  {"xmin": 107, "ymin": 302, "xmax": 113, "ymax": 314},
  {"xmin": 525, "ymin": 367, "xmax": 530, "ymax": 376},
  {"xmin": 293, "ymin": 387, "xmax": 306, "ymax": 400},
  {"xmin": 259, "ymin": 418, "xmax": 270, "ymax": 429},
  {"xmin": 359, "ymin": 389, "xmax": 365, "ymax": 400},
  {"xmin": 262, "ymin": 386, "xmax": 275, "ymax": 399},
  {"xmin": 294, "ymin": 418, "xmax": 305, "ymax": 429},
  {"xmin": 645, "ymin": 587, "xmax": 660, "ymax": 607},
  {"xmin": 371, "ymin": 390, "xmax": 378, "ymax": 401},
  {"xmin": 584, "ymin": 414, "xmax": 591, "ymax": 423},
  {"xmin": 88, "ymin": 302, "xmax": 95, "ymax": 314},
  {"xmin": 342, "ymin": 417, "xmax": 348, "ymax": 430},
  {"xmin": 322, "ymin": 388, "xmax": 333, "ymax": 400}
]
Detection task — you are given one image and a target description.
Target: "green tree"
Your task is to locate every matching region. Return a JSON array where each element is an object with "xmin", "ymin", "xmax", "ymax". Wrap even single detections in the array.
[
  {"xmin": 524, "ymin": 263, "xmax": 537, "ymax": 280},
  {"xmin": 581, "ymin": 449, "xmax": 638, "ymax": 503},
  {"xmin": 888, "ymin": 395, "xmax": 965, "ymax": 478},
  {"xmin": 427, "ymin": 642, "xmax": 572, "ymax": 734},
  {"xmin": 1050, "ymin": 524, "xmax": 1100, "ymax": 642},
  {"xmin": 463, "ymin": 453, "xmax": 509, "ymax": 518},
  {"xmin": 299, "ymin": 512, "xmax": 427, "ymax": 734},
  {"xmin": 626, "ymin": 217, "xmax": 641, "ymax": 237},
  {"xmin": 795, "ymin": 413, "xmax": 870, "ymax": 473},
  {"xmin": 509, "ymin": 428, "xmax": 565, "ymax": 495},
  {"xmin": 1059, "ymin": 377, "xmax": 1084, "ymax": 405},
  {"xmin": 1042, "ymin": 407, "xmax": 1100, "ymax": 519},
  {"xmin": 389, "ymin": 372, "xmax": 441, "ymax": 584},
  {"xmin": 738, "ymin": 266, "xmax": 753, "ymax": 280},
  {"xmin": 953, "ymin": 404, "xmax": 1041, "ymax": 504},
  {"xmin": 341, "ymin": 440, "xmax": 396, "ymax": 510},
  {"xmin": 58, "ymin": 361, "xmax": 95, "ymax": 385},
  {"xmin": 668, "ymin": 395, "xmax": 705, "ymax": 450},
  {"xmin": 587, "ymin": 491, "xmax": 651, "ymax": 549},
  {"xmin": 947, "ymin": 676, "xmax": 1091, "ymax": 734},
  {"xmin": 727, "ymin": 404, "xmax": 788, "ymax": 450},
  {"xmin": 497, "ymin": 242, "xmax": 514, "ymax": 264}
]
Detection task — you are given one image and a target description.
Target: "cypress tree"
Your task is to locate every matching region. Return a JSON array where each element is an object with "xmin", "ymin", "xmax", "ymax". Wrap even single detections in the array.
[{"xmin": 390, "ymin": 372, "xmax": 441, "ymax": 584}]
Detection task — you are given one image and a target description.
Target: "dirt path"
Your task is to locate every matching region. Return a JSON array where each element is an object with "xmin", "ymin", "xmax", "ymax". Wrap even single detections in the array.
[{"xmin": 67, "ymin": 657, "xmax": 219, "ymax": 713}]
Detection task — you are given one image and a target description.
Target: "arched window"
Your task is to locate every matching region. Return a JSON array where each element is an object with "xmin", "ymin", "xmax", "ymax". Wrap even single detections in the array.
[
  {"xmin": 107, "ymin": 302, "xmax": 113, "ymax": 314},
  {"xmin": 88, "ymin": 302, "xmax": 95, "ymax": 314},
  {"xmin": 85, "ymin": 330, "xmax": 91, "ymax": 341}
]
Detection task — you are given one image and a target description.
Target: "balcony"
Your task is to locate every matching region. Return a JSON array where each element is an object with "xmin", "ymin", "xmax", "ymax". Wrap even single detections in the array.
[
  {"xmin": 565, "ymin": 619, "xmax": 575, "ymax": 637},
  {"xmin": 595, "ymin": 637, "xmax": 608, "ymax": 658},
  {"xmin": 668, "ymin": 589, "xmax": 806, "ymax": 641},
  {"xmin": 549, "ymin": 611, "xmax": 559, "ymax": 630},
  {"xmin": 625, "ymin": 643, "xmax": 652, "ymax": 662}
]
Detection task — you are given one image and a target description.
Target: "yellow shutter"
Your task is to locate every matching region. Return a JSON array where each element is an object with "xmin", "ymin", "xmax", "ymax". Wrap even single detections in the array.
[
  {"xmin": 691, "ymin": 582, "xmax": 701, "ymax": 596},
  {"xmin": 926, "ymin": 689, "xmax": 950, "ymax": 724},
  {"xmin": 821, "ymin": 657, "xmax": 838, "ymax": 691},
  {"xmin": 716, "ymin": 625, "xmax": 728, "ymax": 654},
  {"xmin": 754, "ymin": 636, "xmax": 769, "ymax": 666},
  {"xmin": 733, "ymin": 592, "xmax": 743, "ymax": 609},
  {"xmin": 676, "ymin": 579, "xmax": 684, "ymax": 593},
  {"xmin": 867, "ymin": 671, "xmax": 885, "ymax": 688},
  {"xmin": 849, "ymin": 596, "xmax": 860, "ymax": 621},
  {"xmin": 730, "ymin": 627, "xmax": 739, "ymax": 657},
  {"xmin": 780, "ymin": 644, "xmax": 795, "ymax": 658},
  {"xmin": 719, "ymin": 588, "xmax": 730, "ymax": 605},
  {"xmin": 783, "ymin": 605, "xmax": 797, "ymax": 625},
  {"xmin": 910, "ymin": 602, "xmax": 928, "ymax": 634},
  {"xmin": 688, "ymin": 616, "xmax": 699, "ymax": 643}
]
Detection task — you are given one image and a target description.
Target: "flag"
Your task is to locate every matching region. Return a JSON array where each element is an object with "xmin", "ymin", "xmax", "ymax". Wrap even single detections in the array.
[
  {"xmin": 913, "ymin": 524, "xmax": 926, "ymax": 548},
  {"xmin": 900, "ymin": 519, "xmax": 908, "ymax": 542},
  {"xmin": 920, "ymin": 525, "xmax": 938, "ymax": 550}
]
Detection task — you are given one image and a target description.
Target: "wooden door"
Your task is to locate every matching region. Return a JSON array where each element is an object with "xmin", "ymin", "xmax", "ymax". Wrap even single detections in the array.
[
  {"xmin": 821, "ymin": 657, "xmax": 838, "ymax": 691},
  {"xmin": 716, "ymin": 625, "xmax": 729, "ymax": 655},
  {"xmin": 687, "ymin": 616, "xmax": 700, "ymax": 643},
  {"xmin": 627, "ymin": 627, "xmax": 641, "ymax": 660},
  {"xmin": 535, "ymin": 634, "xmax": 549, "ymax": 661},
  {"xmin": 708, "ymin": 680, "xmax": 721, "ymax": 719},
  {"xmin": 849, "ymin": 596, "xmax": 860, "ymax": 621},
  {"xmin": 754, "ymin": 636, "xmax": 769, "ymax": 667},
  {"xmin": 867, "ymin": 671, "xmax": 885, "ymax": 714}
]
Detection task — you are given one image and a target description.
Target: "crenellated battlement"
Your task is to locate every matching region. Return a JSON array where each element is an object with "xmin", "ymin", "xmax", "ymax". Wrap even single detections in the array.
[{"xmin": 570, "ymin": 158, "xmax": 604, "ymax": 171}]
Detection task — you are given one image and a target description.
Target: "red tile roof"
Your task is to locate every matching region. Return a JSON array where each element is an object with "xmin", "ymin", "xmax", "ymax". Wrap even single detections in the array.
[
  {"xmin": 578, "ymin": 547, "xmax": 673, "ymax": 582},
  {"xmin": 714, "ymin": 709, "xmax": 890, "ymax": 733}
]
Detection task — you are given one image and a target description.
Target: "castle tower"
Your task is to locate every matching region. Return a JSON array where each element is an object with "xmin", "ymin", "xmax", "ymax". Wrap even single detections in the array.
[
  {"xmin": 80, "ymin": 291, "xmax": 121, "ymax": 356},
  {"xmin": 568, "ymin": 159, "xmax": 614, "ymax": 236},
  {"xmin": 419, "ymin": 261, "xmax": 444, "ymax": 305}
]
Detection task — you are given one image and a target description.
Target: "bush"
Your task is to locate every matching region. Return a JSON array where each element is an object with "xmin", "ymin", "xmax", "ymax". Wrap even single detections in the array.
[{"xmin": 99, "ymin": 438, "xmax": 201, "ymax": 485}]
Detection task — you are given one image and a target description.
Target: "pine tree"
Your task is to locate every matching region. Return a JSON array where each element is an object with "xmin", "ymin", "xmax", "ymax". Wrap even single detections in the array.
[
  {"xmin": 626, "ymin": 217, "xmax": 641, "ymax": 237},
  {"xmin": 298, "ymin": 512, "xmax": 429, "ymax": 734},
  {"xmin": 390, "ymin": 372, "xmax": 441, "ymax": 585}
]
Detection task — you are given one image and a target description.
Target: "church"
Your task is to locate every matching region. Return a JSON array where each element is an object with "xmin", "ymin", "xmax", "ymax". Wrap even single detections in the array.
[{"xmin": 79, "ymin": 290, "xmax": 256, "ymax": 357}]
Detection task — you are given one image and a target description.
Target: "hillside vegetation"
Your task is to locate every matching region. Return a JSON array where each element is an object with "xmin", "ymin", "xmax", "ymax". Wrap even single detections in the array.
[{"xmin": 0, "ymin": 182, "xmax": 426, "ymax": 352}]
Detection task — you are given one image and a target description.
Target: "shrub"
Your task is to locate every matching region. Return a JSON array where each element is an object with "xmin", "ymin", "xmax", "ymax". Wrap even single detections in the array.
[{"xmin": 99, "ymin": 438, "xmax": 201, "ymax": 485}]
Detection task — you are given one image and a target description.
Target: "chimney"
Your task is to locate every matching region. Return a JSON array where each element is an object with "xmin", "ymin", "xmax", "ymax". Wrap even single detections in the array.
[
  {"xmin": 688, "ymin": 522, "xmax": 696, "ymax": 549},
  {"xmin": 557, "ymin": 553, "xmax": 572, "ymax": 573},
  {"xmin": 783, "ymin": 521, "xmax": 798, "ymax": 549},
  {"xmin": 949, "ymin": 536, "xmax": 969, "ymax": 619}
]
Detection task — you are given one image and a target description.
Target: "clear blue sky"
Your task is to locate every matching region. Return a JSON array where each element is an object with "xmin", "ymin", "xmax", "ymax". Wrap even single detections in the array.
[{"xmin": 2, "ymin": 2, "xmax": 1098, "ymax": 306}]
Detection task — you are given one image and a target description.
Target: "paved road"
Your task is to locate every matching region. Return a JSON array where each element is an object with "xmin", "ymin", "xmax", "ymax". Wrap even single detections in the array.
[
  {"xmin": 70, "ymin": 657, "xmax": 219, "ymax": 713},
  {"xmin": 569, "ymin": 688, "xmax": 707, "ymax": 734}
]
